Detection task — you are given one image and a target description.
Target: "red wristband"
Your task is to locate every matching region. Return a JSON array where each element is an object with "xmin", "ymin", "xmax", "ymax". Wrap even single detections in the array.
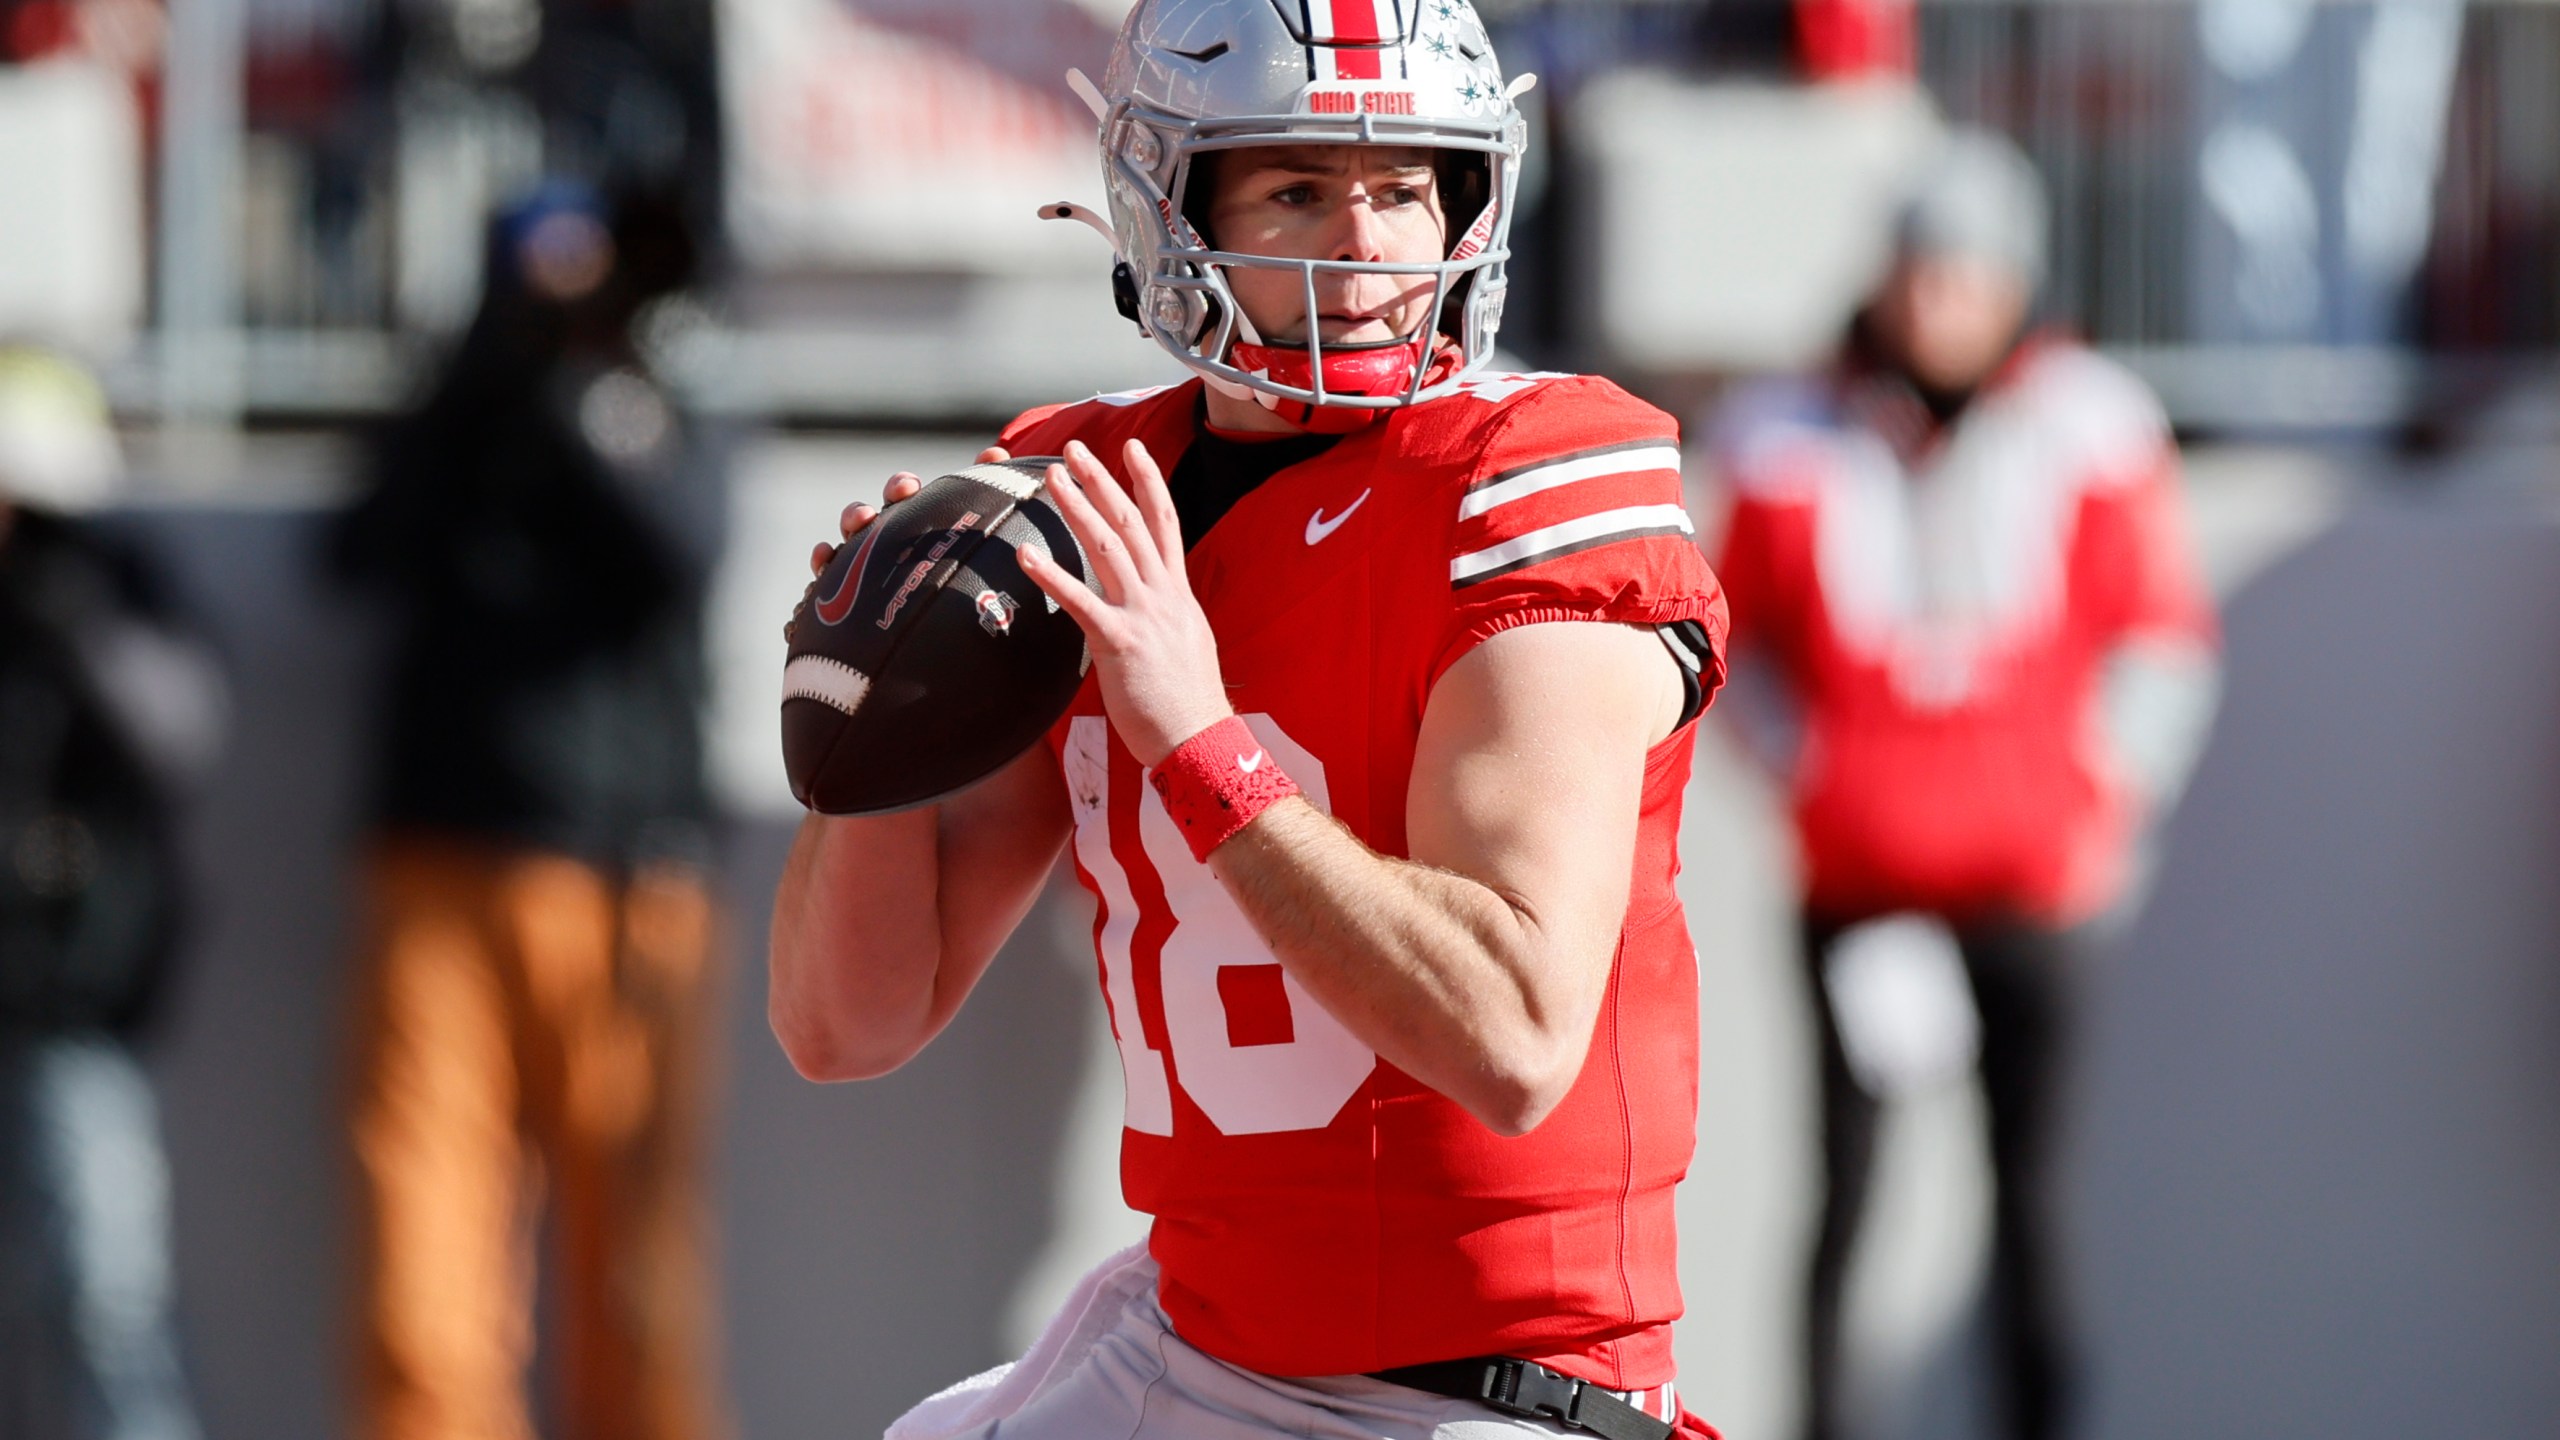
[{"xmin": 1149, "ymin": 716, "xmax": 1300, "ymax": 862}]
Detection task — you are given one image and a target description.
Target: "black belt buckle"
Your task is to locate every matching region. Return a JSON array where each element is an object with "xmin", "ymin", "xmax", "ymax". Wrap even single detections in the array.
[
  {"xmin": 1368, "ymin": 1355, "xmax": 1671, "ymax": 1440},
  {"xmin": 1483, "ymin": 1358, "xmax": 1587, "ymax": 1427}
]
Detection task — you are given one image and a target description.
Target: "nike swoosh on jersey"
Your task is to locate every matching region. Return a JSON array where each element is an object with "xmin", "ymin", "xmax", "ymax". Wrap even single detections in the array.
[{"xmin": 1304, "ymin": 489, "xmax": 1372, "ymax": 546}]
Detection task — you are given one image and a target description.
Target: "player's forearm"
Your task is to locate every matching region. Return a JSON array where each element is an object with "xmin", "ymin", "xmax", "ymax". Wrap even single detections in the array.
[
  {"xmin": 768, "ymin": 809, "xmax": 953, "ymax": 1080},
  {"xmin": 1211, "ymin": 801, "xmax": 1608, "ymax": 1137},
  {"xmin": 769, "ymin": 747, "xmax": 1071, "ymax": 1080}
]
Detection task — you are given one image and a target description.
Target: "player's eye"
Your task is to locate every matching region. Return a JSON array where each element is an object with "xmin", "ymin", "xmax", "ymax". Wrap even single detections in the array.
[{"xmin": 1267, "ymin": 182, "xmax": 1318, "ymax": 206}]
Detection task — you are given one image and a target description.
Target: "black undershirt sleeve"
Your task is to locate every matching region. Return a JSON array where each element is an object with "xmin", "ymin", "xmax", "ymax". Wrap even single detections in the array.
[{"xmin": 1660, "ymin": 617, "xmax": 1716, "ymax": 730}]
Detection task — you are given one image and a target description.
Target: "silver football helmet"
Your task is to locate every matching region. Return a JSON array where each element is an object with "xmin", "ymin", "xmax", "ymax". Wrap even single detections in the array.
[{"xmin": 1049, "ymin": 0, "xmax": 1530, "ymax": 430}]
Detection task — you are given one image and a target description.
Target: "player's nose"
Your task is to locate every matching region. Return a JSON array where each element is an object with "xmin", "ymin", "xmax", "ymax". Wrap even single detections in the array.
[{"xmin": 1332, "ymin": 196, "xmax": 1389, "ymax": 264}]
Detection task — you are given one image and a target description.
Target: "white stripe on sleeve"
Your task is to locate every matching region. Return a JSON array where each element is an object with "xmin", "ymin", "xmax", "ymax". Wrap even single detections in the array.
[
  {"xmin": 1457, "ymin": 444, "xmax": 1682, "ymax": 521},
  {"xmin": 1448, "ymin": 504, "xmax": 1695, "ymax": 583}
]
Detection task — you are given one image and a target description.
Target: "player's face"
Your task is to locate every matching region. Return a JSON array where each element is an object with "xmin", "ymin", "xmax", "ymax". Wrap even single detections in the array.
[
  {"xmin": 1872, "ymin": 254, "xmax": 2031, "ymax": 394},
  {"xmin": 1203, "ymin": 144, "xmax": 1450, "ymax": 348}
]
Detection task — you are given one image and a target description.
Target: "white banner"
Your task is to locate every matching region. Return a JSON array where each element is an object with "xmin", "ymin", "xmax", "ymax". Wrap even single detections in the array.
[
  {"xmin": 0, "ymin": 62, "xmax": 144, "ymax": 348},
  {"xmin": 720, "ymin": 0, "xmax": 1119, "ymax": 272}
]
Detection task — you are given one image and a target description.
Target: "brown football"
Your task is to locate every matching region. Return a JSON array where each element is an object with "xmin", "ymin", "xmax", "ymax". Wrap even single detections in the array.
[{"xmin": 780, "ymin": 458, "xmax": 1090, "ymax": 815}]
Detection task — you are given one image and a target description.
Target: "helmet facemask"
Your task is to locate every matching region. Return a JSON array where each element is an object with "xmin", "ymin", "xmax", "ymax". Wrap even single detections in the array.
[
  {"xmin": 1097, "ymin": 100, "xmax": 1523, "ymax": 425},
  {"xmin": 1050, "ymin": 0, "xmax": 1531, "ymax": 427}
]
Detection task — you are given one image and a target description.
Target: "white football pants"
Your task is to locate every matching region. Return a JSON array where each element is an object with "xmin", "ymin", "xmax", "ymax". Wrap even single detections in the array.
[{"xmin": 884, "ymin": 1244, "xmax": 1676, "ymax": 1440}]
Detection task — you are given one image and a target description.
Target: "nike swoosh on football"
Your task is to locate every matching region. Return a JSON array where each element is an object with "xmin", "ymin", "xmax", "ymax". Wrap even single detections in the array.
[
  {"xmin": 1304, "ymin": 489, "xmax": 1372, "ymax": 545},
  {"xmin": 814, "ymin": 523, "xmax": 885, "ymax": 625},
  {"xmin": 1237, "ymin": 750, "xmax": 1266, "ymax": 773}
]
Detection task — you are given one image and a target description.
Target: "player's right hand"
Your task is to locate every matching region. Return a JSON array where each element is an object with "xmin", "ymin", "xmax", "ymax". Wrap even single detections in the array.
[{"xmin": 805, "ymin": 446, "xmax": 1013, "ymax": 578}]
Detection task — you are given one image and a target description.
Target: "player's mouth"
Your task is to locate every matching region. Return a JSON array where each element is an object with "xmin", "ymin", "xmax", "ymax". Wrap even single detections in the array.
[{"xmin": 1312, "ymin": 309, "xmax": 1405, "ymax": 345}]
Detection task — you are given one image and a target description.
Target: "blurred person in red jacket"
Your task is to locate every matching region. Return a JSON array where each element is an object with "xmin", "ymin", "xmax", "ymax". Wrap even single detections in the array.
[{"xmin": 1709, "ymin": 130, "xmax": 2219, "ymax": 1440}]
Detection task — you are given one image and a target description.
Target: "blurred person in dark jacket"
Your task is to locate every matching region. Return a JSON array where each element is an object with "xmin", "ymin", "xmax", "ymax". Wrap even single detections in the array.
[
  {"xmin": 1710, "ymin": 131, "xmax": 2220, "ymax": 1440},
  {"xmin": 331, "ymin": 179, "xmax": 731, "ymax": 1440},
  {"xmin": 0, "ymin": 345, "xmax": 225, "ymax": 1440}
]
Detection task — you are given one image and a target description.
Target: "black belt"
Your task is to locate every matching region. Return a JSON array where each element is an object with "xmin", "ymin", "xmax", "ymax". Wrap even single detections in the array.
[{"xmin": 1368, "ymin": 1357, "xmax": 1675, "ymax": 1440}]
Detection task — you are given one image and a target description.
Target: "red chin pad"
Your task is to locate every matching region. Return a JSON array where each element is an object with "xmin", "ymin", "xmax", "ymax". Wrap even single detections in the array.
[{"xmin": 1231, "ymin": 337, "xmax": 1426, "ymax": 432}]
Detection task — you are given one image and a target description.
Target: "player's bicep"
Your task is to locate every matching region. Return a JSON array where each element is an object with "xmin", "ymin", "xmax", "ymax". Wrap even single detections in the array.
[{"xmin": 1408, "ymin": 622, "xmax": 1682, "ymax": 982}]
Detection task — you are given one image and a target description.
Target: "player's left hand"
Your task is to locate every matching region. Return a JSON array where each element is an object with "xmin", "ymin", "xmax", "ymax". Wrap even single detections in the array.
[{"xmin": 1018, "ymin": 438, "xmax": 1232, "ymax": 767}]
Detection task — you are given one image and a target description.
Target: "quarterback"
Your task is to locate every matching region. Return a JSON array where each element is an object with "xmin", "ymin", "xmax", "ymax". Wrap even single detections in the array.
[{"xmin": 769, "ymin": 3, "xmax": 1728, "ymax": 1438}]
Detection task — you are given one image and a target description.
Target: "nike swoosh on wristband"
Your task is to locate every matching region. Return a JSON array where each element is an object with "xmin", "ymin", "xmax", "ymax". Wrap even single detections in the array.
[
  {"xmin": 1237, "ymin": 750, "xmax": 1266, "ymax": 773},
  {"xmin": 1304, "ymin": 489, "xmax": 1372, "ymax": 545}
]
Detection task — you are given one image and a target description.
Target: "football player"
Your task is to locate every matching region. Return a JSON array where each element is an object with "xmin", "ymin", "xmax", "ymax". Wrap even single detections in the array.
[{"xmin": 770, "ymin": 4, "xmax": 1728, "ymax": 1438}]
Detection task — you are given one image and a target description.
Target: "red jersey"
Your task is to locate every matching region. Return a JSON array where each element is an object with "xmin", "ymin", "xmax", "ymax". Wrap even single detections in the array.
[
  {"xmin": 1001, "ymin": 374, "xmax": 1728, "ymax": 1388},
  {"xmin": 1712, "ymin": 339, "xmax": 2217, "ymax": 924}
]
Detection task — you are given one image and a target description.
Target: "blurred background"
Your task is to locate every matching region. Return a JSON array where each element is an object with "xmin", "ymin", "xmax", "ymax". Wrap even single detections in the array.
[{"xmin": 1, "ymin": 0, "xmax": 2556, "ymax": 1437}]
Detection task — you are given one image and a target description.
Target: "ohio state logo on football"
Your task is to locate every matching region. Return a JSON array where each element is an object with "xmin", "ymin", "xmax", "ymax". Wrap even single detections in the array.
[{"xmin": 975, "ymin": 588, "xmax": 1017, "ymax": 637}]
